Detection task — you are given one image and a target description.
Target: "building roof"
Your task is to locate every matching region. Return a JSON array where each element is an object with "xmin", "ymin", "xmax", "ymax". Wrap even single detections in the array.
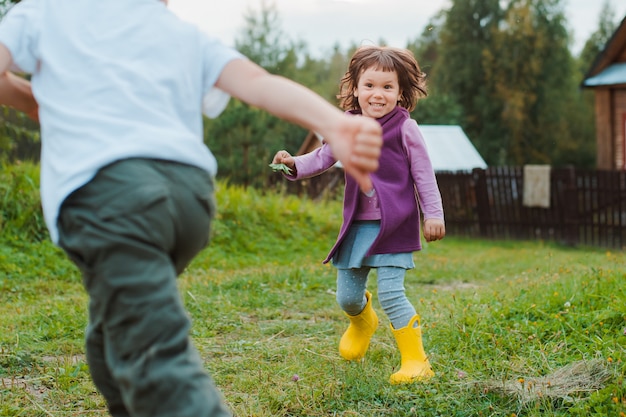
[
  {"xmin": 420, "ymin": 125, "xmax": 487, "ymax": 172},
  {"xmin": 297, "ymin": 125, "xmax": 487, "ymax": 173},
  {"xmin": 582, "ymin": 15, "xmax": 626, "ymax": 88},
  {"xmin": 583, "ymin": 62, "xmax": 626, "ymax": 87}
]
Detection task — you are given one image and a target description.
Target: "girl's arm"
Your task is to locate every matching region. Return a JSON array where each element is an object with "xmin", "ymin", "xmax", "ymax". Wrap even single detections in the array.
[
  {"xmin": 216, "ymin": 58, "xmax": 381, "ymax": 193},
  {"xmin": 273, "ymin": 143, "xmax": 337, "ymax": 180},
  {"xmin": 403, "ymin": 119, "xmax": 445, "ymax": 241}
]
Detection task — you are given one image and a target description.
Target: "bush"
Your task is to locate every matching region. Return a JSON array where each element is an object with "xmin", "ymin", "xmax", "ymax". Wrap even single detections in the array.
[
  {"xmin": 0, "ymin": 162, "xmax": 343, "ymax": 249},
  {"xmin": 0, "ymin": 161, "xmax": 47, "ymax": 241}
]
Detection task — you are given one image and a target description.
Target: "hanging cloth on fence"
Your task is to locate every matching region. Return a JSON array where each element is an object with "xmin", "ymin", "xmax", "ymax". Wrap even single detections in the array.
[{"xmin": 523, "ymin": 165, "xmax": 551, "ymax": 208}]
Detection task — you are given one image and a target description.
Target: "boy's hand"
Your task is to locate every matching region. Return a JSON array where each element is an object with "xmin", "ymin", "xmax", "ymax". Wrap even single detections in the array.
[
  {"xmin": 215, "ymin": 59, "xmax": 382, "ymax": 190},
  {"xmin": 0, "ymin": 70, "xmax": 39, "ymax": 122},
  {"xmin": 423, "ymin": 219, "xmax": 445, "ymax": 242},
  {"xmin": 326, "ymin": 116, "xmax": 381, "ymax": 193}
]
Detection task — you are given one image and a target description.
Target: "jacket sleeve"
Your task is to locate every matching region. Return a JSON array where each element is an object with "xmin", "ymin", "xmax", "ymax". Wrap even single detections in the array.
[
  {"xmin": 402, "ymin": 119, "xmax": 444, "ymax": 221},
  {"xmin": 284, "ymin": 142, "xmax": 339, "ymax": 181}
]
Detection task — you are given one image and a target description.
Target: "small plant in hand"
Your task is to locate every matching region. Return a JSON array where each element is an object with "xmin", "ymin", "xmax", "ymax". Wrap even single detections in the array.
[{"xmin": 269, "ymin": 163, "xmax": 292, "ymax": 175}]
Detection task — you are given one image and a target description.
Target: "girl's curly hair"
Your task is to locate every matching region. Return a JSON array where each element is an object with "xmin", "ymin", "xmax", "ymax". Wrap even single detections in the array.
[{"xmin": 337, "ymin": 45, "xmax": 427, "ymax": 112}]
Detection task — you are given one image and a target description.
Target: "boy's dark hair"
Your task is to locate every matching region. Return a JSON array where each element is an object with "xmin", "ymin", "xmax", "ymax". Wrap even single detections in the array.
[{"xmin": 338, "ymin": 45, "xmax": 427, "ymax": 112}]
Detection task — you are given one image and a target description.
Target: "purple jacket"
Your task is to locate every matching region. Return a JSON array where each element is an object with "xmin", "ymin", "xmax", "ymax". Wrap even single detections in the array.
[{"xmin": 289, "ymin": 106, "xmax": 443, "ymax": 263}]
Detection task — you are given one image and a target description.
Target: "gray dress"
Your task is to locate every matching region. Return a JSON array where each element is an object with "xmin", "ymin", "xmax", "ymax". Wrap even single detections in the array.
[{"xmin": 331, "ymin": 220, "xmax": 415, "ymax": 269}]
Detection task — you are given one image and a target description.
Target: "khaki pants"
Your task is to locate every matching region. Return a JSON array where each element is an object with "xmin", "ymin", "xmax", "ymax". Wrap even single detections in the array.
[{"xmin": 58, "ymin": 158, "xmax": 230, "ymax": 417}]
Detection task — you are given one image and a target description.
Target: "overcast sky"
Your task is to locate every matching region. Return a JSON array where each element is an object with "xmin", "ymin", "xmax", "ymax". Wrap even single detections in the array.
[{"xmin": 168, "ymin": 0, "xmax": 626, "ymax": 57}]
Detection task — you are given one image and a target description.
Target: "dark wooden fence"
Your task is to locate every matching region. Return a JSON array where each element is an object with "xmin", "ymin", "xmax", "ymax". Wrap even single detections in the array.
[
  {"xmin": 437, "ymin": 167, "xmax": 626, "ymax": 249},
  {"xmin": 274, "ymin": 166, "xmax": 626, "ymax": 249}
]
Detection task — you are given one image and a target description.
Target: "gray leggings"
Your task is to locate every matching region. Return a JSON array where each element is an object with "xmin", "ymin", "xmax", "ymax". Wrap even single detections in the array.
[{"xmin": 336, "ymin": 266, "xmax": 417, "ymax": 329}]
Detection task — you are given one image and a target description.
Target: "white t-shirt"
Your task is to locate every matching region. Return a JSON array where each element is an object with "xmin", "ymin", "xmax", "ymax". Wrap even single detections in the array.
[{"xmin": 0, "ymin": 0, "xmax": 244, "ymax": 243}]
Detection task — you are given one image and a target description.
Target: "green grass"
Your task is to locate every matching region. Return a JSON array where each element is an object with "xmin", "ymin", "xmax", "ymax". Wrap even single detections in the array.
[{"xmin": 1, "ymin": 180, "xmax": 625, "ymax": 416}]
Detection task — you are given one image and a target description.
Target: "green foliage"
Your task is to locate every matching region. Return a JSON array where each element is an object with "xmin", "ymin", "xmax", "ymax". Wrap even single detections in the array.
[
  {"xmin": 235, "ymin": 2, "xmax": 300, "ymax": 78},
  {"xmin": 421, "ymin": 0, "xmax": 605, "ymax": 168},
  {"xmin": 268, "ymin": 163, "xmax": 293, "ymax": 175},
  {"xmin": 204, "ymin": 100, "xmax": 307, "ymax": 188},
  {"xmin": 407, "ymin": 11, "xmax": 446, "ymax": 74},
  {"xmin": 0, "ymin": 161, "xmax": 47, "ymax": 241},
  {"xmin": 435, "ymin": 0, "xmax": 506, "ymax": 164},
  {"xmin": 294, "ymin": 47, "xmax": 349, "ymax": 103},
  {"xmin": 205, "ymin": 1, "xmax": 316, "ymax": 188},
  {"xmin": 193, "ymin": 181, "xmax": 342, "ymax": 270},
  {"xmin": 0, "ymin": 107, "xmax": 40, "ymax": 162},
  {"xmin": 484, "ymin": 0, "xmax": 574, "ymax": 165},
  {"xmin": 411, "ymin": 90, "xmax": 464, "ymax": 126},
  {"xmin": 577, "ymin": 0, "xmax": 618, "ymax": 77}
]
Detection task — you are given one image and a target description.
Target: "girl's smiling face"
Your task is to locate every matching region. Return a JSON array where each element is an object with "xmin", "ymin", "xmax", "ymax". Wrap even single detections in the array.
[{"xmin": 354, "ymin": 67, "xmax": 401, "ymax": 119}]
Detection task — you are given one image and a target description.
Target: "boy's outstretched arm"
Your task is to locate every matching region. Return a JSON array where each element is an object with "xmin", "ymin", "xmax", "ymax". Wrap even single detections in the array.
[
  {"xmin": 0, "ymin": 44, "xmax": 38, "ymax": 121},
  {"xmin": 215, "ymin": 58, "xmax": 381, "ymax": 192}
]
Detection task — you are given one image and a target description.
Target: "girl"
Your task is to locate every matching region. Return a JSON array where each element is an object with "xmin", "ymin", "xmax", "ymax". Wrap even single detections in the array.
[{"xmin": 272, "ymin": 45, "xmax": 445, "ymax": 384}]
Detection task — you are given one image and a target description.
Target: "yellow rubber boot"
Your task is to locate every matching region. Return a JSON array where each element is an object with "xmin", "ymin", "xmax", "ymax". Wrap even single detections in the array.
[
  {"xmin": 389, "ymin": 315, "xmax": 434, "ymax": 384},
  {"xmin": 339, "ymin": 291, "xmax": 379, "ymax": 360}
]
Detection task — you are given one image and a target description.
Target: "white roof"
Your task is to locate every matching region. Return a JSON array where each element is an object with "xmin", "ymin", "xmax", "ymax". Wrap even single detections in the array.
[
  {"xmin": 314, "ymin": 124, "xmax": 487, "ymax": 172},
  {"xmin": 420, "ymin": 125, "xmax": 487, "ymax": 172},
  {"xmin": 583, "ymin": 63, "xmax": 626, "ymax": 87}
]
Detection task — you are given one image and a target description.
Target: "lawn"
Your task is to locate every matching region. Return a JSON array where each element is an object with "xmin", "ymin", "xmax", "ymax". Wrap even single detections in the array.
[{"xmin": 1, "ymin": 182, "xmax": 625, "ymax": 416}]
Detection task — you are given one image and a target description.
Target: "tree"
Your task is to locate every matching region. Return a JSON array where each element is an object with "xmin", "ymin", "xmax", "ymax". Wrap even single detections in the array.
[
  {"xmin": 407, "ymin": 12, "xmax": 464, "ymax": 126},
  {"xmin": 296, "ymin": 45, "xmax": 350, "ymax": 104},
  {"xmin": 234, "ymin": 1, "xmax": 299, "ymax": 78},
  {"xmin": 482, "ymin": 0, "xmax": 576, "ymax": 165},
  {"xmin": 205, "ymin": 101, "xmax": 280, "ymax": 187},
  {"xmin": 434, "ymin": 0, "xmax": 506, "ymax": 164},
  {"xmin": 407, "ymin": 12, "xmax": 445, "ymax": 74},
  {"xmin": 431, "ymin": 0, "xmax": 592, "ymax": 166},
  {"xmin": 204, "ymin": 1, "xmax": 310, "ymax": 188},
  {"xmin": 577, "ymin": 0, "xmax": 618, "ymax": 76}
]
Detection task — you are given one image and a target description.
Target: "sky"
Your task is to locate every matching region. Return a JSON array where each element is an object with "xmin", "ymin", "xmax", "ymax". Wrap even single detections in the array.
[{"xmin": 168, "ymin": 0, "xmax": 626, "ymax": 58}]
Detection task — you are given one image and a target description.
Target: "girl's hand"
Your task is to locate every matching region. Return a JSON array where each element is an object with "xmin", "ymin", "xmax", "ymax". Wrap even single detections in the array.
[
  {"xmin": 423, "ymin": 219, "xmax": 445, "ymax": 242},
  {"xmin": 272, "ymin": 150, "xmax": 296, "ymax": 170}
]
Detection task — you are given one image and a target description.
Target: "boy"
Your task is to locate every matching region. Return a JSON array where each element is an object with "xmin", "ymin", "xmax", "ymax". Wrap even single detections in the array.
[{"xmin": 0, "ymin": 1, "xmax": 382, "ymax": 416}]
